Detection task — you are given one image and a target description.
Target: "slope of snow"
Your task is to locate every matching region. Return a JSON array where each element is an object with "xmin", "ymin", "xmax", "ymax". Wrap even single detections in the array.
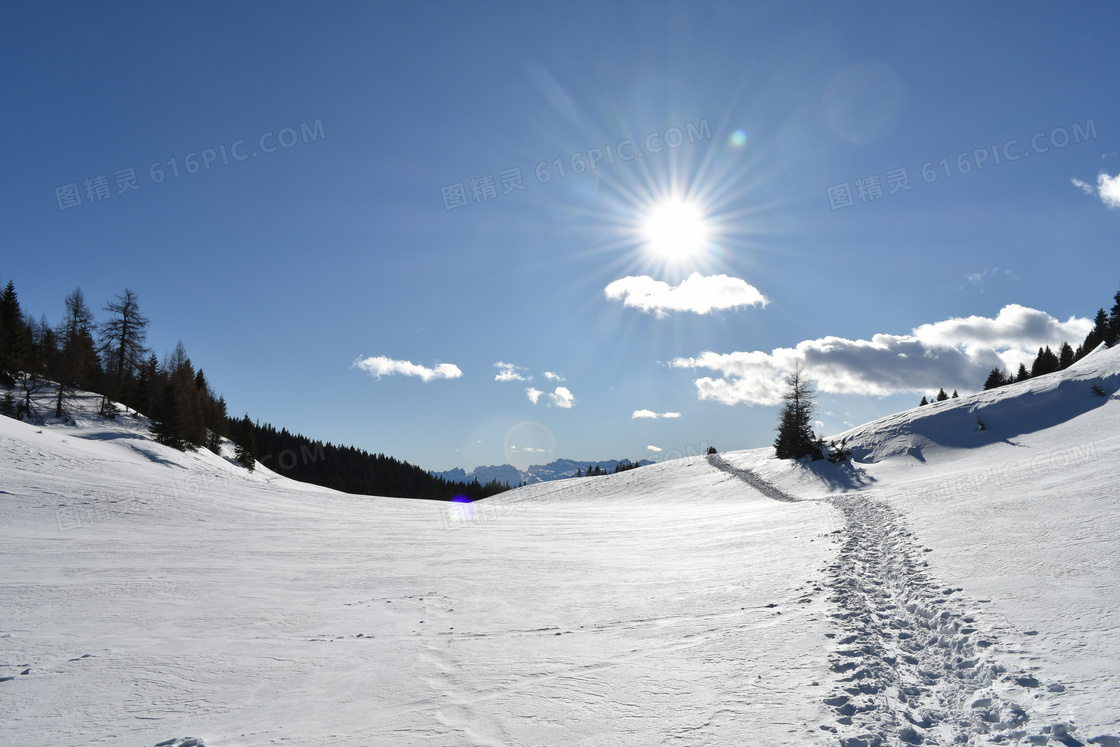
[
  {"xmin": 719, "ymin": 344, "xmax": 1120, "ymax": 744},
  {"xmin": 1, "ymin": 347, "xmax": 1118, "ymax": 746}
]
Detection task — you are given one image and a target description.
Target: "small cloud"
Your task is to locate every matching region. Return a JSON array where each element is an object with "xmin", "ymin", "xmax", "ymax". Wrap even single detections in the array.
[
  {"xmin": 604, "ymin": 273, "xmax": 768, "ymax": 317},
  {"xmin": 1072, "ymin": 171, "xmax": 1120, "ymax": 209},
  {"xmin": 549, "ymin": 387, "xmax": 575, "ymax": 408},
  {"xmin": 1099, "ymin": 172, "xmax": 1120, "ymax": 209},
  {"xmin": 543, "ymin": 371, "xmax": 565, "ymax": 382},
  {"xmin": 632, "ymin": 409, "xmax": 682, "ymax": 419},
  {"xmin": 353, "ymin": 356, "xmax": 462, "ymax": 382},
  {"xmin": 526, "ymin": 386, "xmax": 575, "ymax": 408},
  {"xmin": 647, "ymin": 445, "xmax": 663, "ymax": 452},
  {"xmin": 494, "ymin": 361, "xmax": 532, "ymax": 382},
  {"xmin": 966, "ymin": 268, "xmax": 1000, "ymax": 287},
  {"xmin": 962, "ymin": 268, "xmax": 1016, "ymax": 294}
]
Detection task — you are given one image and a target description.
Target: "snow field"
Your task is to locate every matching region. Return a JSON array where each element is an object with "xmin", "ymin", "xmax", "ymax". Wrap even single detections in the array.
[{"xmin": 2, "ymin": 346, "xmax": 1119, "ymax": 745}]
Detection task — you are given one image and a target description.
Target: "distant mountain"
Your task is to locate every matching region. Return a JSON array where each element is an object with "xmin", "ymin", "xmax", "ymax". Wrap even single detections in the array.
[{"xmin": 433, "ymin": 457, "xmax": 655, "ymax": 486}]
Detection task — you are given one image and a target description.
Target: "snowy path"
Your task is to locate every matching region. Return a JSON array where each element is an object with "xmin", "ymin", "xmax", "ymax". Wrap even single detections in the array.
[
  {"xmin": 823, "ymin": 496, "xmax": 1094, "ymax": 747},
  {"xmin": 707, "ymin": 448, "xmax": 1109, "ymax": 745},
  {"xmin": 706, "ymin": 453, "xmax": 800, "ymax": 503}
]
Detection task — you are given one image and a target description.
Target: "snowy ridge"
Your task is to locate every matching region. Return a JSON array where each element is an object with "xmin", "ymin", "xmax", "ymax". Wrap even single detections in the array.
[{"xmin": 833, "ymin": 343, "xmax": 1120, "ymax": 466}]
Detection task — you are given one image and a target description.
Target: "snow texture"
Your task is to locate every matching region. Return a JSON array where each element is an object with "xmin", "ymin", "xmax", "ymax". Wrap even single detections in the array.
[{"xmin": 1, "ymin": 345, "xmax": 1118, "ymax": 746}]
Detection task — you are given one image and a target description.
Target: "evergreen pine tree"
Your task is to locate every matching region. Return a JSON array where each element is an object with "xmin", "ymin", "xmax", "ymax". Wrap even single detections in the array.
[
  {"xmin": 774, "ymin": 362, "xmax": 822, "ymax": 460},
  {"xmin": 234, "ymin": 415, "xmax": 257, "ymax": 471},
  {"xmin": 951, "ymin": 390, "xmax": 959, "ymax": 399},
  {"xmin": 919, "ymin": 396, "xmax": 928, "ymax": 406},
  {"xmin": 0, "ymin": 280, "xmax": 27, "ymax": 376},
  {"xmin": 1081, "ymin": 308, "xmax": 1109, "ymax": 355},
  {"xmin": 1107, "ymin": 289, "xmax": 1120, "ymax": 347},
  {"xmin": 150, "ymin": 382, "xmax": 185, "ymax": 450},
  {"xmin": 205, "ymin": 394, "xmax": 229, "ymax": 453},
  {"xmin": 134, "ymin": 353, "xmax": 161, "ymax": 417},
  {"xmin": 99, "ymin": 289, "xmax": 150, "ymax": 407},
  {"xmin": 936, "ymin": 387, "xmax": 949, "ymax": 402},
  {"xmin": 1058, "ymin": 342, "xmax": 1075, "ymax": 370},
  {"xmin": 983, "ymin": 368, "xmax": 1007, "ymax": 390},
  {"xmin": 54, "ymin": 287, "xmax": 100, "ymax": 417},
  {"xmin": 1016, "ymin": 363, "xmax": 1030, "ymax": 382},
  {"xmin": 1030, "ymin": 346, "xmax": 1060, "ymax": 378},
  {"xmin": 826, "ymin": 438, "xmax": 853, "ymax": 464}
]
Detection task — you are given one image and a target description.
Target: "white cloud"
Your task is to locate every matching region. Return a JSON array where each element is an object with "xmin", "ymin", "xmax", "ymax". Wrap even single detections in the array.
[
  {"xmin": 543, "ymin": 371, "xmax": 565, "ymax": 382},
  {"xmin": 671, "ymin": 304, "xmax": 1092, "ymax": 406},
  {"xmin": 1071, "ymin": 177, "xmax": 1095, "ymax": 196},
  {"xmin": 1072, "ymin": 172, "xmax": 1120, "ymax": 209},
  {"xmin": 604, "ymin": 272, "xmax": 768, "ymax": 317},
  {"xmin": 494, "ymin": 361, "xmax": 532, "ymax": 382},
  {"xmin": 525, "ymin": 386, "xmax": 573, "ymax": 408},
  {"xmin": 962, "ymin": 268, "xmax": 1017, "ymax": 294},
  {"xmin": 1098, "ymin": 172, "xmax": 1120, "ymax": 209},
  {"xmin": 632, "ymin": 409, "xmax": 682, "ymax": 419},
  {"xmin": 911, "ymin": 304, "xmax": 1089, "ymax": 351},
  {"xmin": 549, "ymin": 387, "xmax": 576, "ymax": 408},
  {"xmin": 647, "ymin": 445, "xmax": 663, "ymax": 452},
  {"xmin": 353, "ymin": 356, "xmax": 462, "ymax": 383}
]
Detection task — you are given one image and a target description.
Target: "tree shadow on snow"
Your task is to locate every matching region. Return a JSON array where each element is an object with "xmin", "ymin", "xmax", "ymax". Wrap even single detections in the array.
[
  {"xmin": 125, "ymin": 443, "xmax": 181, "ymax": 468},
  {"xmin": 798, "ymin": 459, "xmax": 877, "ymax": 493}
]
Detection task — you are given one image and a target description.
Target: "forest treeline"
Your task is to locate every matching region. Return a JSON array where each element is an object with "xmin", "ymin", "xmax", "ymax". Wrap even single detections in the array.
[
  {"xmin": 253, "ymin": 422, "xmax": 509, "ymax": 501},
  {"xmin": 980, "ymin": 288, "xmax": 1120, "ymax": 392},
  {"xmin": 0, "ymin": 280, "xmax": 508, "ymax": 501}
]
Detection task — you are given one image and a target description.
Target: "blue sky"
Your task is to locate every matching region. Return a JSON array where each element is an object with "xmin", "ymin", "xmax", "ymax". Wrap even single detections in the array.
[{"xmin": 3, "ymin": 2, "xmax": 1118, "ymax": 472}]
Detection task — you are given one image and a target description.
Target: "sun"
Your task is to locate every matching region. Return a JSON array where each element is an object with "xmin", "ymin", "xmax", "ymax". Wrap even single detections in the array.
[{"xmin": 643, "ymin": 199, "xmax": 708, "ymax": 258}]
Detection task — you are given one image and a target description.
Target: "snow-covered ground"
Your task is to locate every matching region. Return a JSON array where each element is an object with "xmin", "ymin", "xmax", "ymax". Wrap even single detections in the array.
[{"xmin": 1, "ymin": 347, "xmax": 1118, "ymax": 746}]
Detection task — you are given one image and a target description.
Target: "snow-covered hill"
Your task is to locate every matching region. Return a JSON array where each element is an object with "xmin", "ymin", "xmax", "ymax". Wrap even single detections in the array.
[{"xmin": 1, "ymin": 348, "xmax": 1118, "ymax": 746}]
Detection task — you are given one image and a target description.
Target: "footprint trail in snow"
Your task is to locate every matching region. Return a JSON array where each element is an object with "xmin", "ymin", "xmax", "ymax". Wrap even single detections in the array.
[
  {"xmin": 705, "ymin": 454, "xmax": 1113, "ymax": 746},
  {"xmin": 823, "ymin": 495, "xmax": 1110, "ymax": 747}
]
